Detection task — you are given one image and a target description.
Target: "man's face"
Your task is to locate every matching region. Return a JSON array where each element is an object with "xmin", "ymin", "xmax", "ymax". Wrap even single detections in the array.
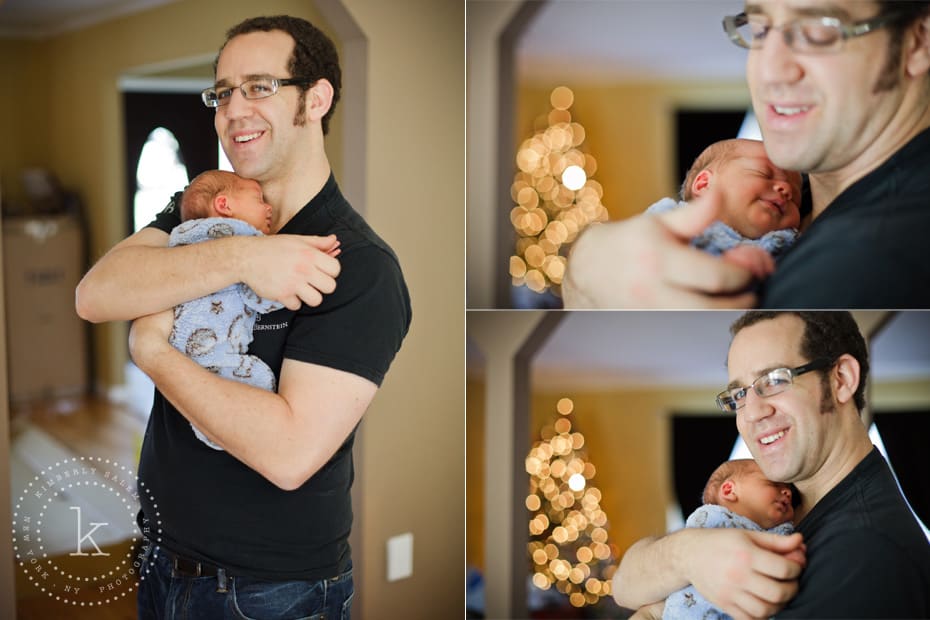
[
  {"xmin": 733, "ymin": 462, "xmax": 795, "ymax": 529},
  {"xmin": 729, "ymin": 315, "xmax": 834, "ymax": 484},
  {"xmin": 746, "ymin": 0, "xmax": 904, "ymax": 174},
  {"xmin": 713, "ymin": 141, "xmax": 802, "ymax": 238},
  {"xmin": 229, "ymin": 178, "xmax": 273, "ymax": 234},
  {"xmin": 213, "ymin": 30, "xmax": 307, "ymax": 183}
]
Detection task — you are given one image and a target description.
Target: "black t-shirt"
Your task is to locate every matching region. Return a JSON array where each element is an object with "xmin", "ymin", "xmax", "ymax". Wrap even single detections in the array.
[
  {"xmin": 776, "ymin": 448, "xmax": 930, "ymax": 618},
  {"xmin": 760, "ymin": 126, "xmax": 930, "ymax": 308},
  {"xmin": 137, "ymin": 174, "xmax": 411, "ymax": 580}
]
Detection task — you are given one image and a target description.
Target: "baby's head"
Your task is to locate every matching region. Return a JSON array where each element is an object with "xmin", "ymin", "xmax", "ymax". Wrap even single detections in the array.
[
  {"xmin": 181, "ymin": 170, "xmax": 273, "ymax": 234},
  {"xmin": 681, "ymin": 139, "xmax": 802, "ymax": 239},
  {"xmin": 703, "ymin": 459, "xmax": 794, "ymax": 529}
]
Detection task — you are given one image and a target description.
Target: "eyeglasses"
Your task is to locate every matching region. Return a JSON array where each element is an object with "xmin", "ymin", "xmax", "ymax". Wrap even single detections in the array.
[
  {"xmin": 723, "ymin": 11, "xmax": 900, "ymax": 53},
  {"xmin": 716, "ymin": 358, "xmax": 834, "ymax": 413},
  {"xmin": 201, "ymin": 76, "xmax": 315, "ymax": 108}
]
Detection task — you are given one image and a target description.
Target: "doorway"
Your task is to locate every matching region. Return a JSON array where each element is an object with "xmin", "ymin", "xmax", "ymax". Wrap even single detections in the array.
[{"xmin": 123, "ymin": 90, "xmax": 217, "ymax": 234}]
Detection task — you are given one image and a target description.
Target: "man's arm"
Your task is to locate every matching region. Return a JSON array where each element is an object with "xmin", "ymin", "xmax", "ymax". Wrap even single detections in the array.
[
  {"xmin": 129, "ymin": 309, "xmax": 376, "ymax": 490},
  {"xmin": 612, "ymin": 529, "xmax": 805, "ymax": 620},
  {"xmin": 563, "ymin": 194, "xmax": 758, "ymax": 309},
  {"xmin": 75, "ymin": 227, "xmax": 341, "ymax": 323}
]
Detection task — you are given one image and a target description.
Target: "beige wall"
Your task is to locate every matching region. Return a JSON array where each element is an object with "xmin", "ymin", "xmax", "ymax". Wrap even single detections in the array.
[
  {"xmin": 0, "ymin": 188, "xmax": 14, "ymax": 620},
  {"xmin": 465, "ymin": 1, "xmax": 524, "ymax": 308},
  {"xmin": 339, "ymin": 2, "xmax": 463, "ymax": 617},
  {"xmin": 1, "ymin": 1, "xmax": 464, "ymax": 618}
]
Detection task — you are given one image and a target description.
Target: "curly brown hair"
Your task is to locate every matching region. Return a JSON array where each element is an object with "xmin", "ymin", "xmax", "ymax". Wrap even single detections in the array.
[
  {"xmin": 216, "ymin": 15, "xmax": 341, "ymax": 134},
  {"xmin": 729, "ymin": 312, "xmax": 870, "ymax": 412},
  {"xmin": 874, "ymin": 1, "xmax": 930, "ymax": 93}
]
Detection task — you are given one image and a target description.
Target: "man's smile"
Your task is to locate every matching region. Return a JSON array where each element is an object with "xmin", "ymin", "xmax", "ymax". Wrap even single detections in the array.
[
  {"xmin": 232, "ymin": 130, "xmax": 265, "ymax": 144},
  {"xmin": 758, "ymin": 427, "xmax": 789, "ymax": 447}
]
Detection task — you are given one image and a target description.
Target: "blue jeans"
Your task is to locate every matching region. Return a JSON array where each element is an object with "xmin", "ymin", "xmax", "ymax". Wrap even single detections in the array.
[{"xmin": 137, "ymin": 544, "xmax": 354, "ymax": 619}]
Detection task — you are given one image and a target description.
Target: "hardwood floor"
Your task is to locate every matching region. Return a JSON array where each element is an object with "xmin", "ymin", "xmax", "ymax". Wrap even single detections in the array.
[
  {"xmin": 9, "ymin": 395, "xmax": 147, "ymax": 620},
  {"xmin": 15, "ymin": 541, "xmax": 140, "ymax": 620},
  {"xmin": 10, "ymin": 395, "xmax": 146, "ymax": 471}
]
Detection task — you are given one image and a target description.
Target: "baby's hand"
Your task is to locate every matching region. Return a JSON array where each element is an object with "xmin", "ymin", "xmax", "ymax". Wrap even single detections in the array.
[
  {"xmin": 782, "ymin": 541, "xmax": 807, "ymax": 568},
  {"xmin": 722, "ymin": 245, "xmax": 776, "ymax": 280}
]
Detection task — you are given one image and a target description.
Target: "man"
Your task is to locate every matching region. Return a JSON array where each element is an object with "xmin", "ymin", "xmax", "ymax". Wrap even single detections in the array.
[
  {"xmin": 75, "ymin": 16, "xmax": 411, "ymax": 618},
  {"xmin": 612, "ymin": 312, "xmax": 930, "ymax": 619},
  {"xmin": 564, "ymin": 0, "xmax": 930, "ymax": 308}
]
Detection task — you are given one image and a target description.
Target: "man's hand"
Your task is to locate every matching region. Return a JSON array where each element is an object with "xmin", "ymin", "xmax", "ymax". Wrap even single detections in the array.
[
  {"xmin": 630, "ymin": 600, "xmax": 665, "ymax": 620},
  {"xmin": 77, "ymin": 228, "xmax": 344, "ymax": 324},
  {"xmin": 684, "ymin": 530, "xmax": 805, "ymax": 620},
  {"xmin": 128, "ymin": 307, "xmax": 175, "ymax": 371},
  {"xmin": 563, "ymin": 194, "xmax": 758, "ymax": 308},
  {"xmin": 241, "ymin": 234, "xmax": 342, "ymax": 309}
]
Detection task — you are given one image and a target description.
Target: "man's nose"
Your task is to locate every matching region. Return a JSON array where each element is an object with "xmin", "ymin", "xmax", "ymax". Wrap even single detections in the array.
[
  {"xmin": 222, "ymin": 88, "xmax": 252, "ymax": 118},
  {"xmin": 740, "ymin": 388, "xmax": 775, "ymax": 423},
  {"xmin": 754, "ymin": 25, "xmax": 804, "ymax": 87}
]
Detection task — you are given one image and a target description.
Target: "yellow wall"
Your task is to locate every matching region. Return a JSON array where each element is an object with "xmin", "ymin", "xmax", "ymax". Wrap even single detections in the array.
[
  {"xmin": 465, "ymin": 377, "xmax": 930, "ymax": 574},
  {"xmin": 465, "ymin": 374, "xmax": 713, "ymax": 572},
  {"xmin": 0, "ymin": 39, "xmax": 50, "ymax": 206},
  {"xmin": 466, "ymin": 377, "xmax": 485, "ymax": 569},
  {"xmin": 871, "ymin": 379, "xmax": 930, "ymax": 409},
  {"xmin": 529, "ymin": 387, "xmax": 717, "ymax": 562},
  {"xmin": 516, "ymin": 81, "xmax": 751, "ymax": 222}
]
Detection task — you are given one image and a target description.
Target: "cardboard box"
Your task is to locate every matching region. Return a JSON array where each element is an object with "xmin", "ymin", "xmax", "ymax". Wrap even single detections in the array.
[{"xmin": 2, "ymin": 215, "xmax": 88, "ymax": 403}]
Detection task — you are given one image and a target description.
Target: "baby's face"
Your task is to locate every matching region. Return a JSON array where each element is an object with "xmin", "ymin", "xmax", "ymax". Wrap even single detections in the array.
[
  {"xmin": 714, "ymin": 142, "xmax": 802, "ymax": 239},
  {"xmin": 733, "ymin": 462, "xmax": 794, "ymax": 529},
  {"xmin": 231, "ymin": 178, "xmax": 273, "ymax": 234}
]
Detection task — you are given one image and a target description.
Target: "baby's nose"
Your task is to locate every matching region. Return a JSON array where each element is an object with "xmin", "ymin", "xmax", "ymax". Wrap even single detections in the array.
[{"xmin": 774, "ymin": 181, "xmax": 792, "ymax": 200}]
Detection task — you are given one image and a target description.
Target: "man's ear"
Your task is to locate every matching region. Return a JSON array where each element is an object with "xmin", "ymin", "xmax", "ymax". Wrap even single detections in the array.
[
  {"xmin": 832, "ymin": 353, "xmax": 861, "ymax": 407},
  {"xmin": 691, "ymin": 170, "xmax": 713, "ymax": 197},
  {"xmin": 720, "ymin": 479, "xmax": 737, "ymax": 502},
  {"xmin": 904, "ymin": 11, "xmax": 930, "ymax": 78},
  {"xmin": 213, "ymin": 195, "xmax": 233, "ymax": 217},
  {"xmin": 306, "ymin": 78, "xmax": 334, "ymax": 125}
]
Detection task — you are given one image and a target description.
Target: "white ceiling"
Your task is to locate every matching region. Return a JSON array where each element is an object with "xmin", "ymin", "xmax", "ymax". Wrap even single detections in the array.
[
  {"xmin": 468, "ymin": 312, "xmax": 930, "ymax": 392},
  {"xmin": 533, "ymin": 311, "xmax": 743, "ymax": 389},
  {"xmin": 0, "ymin": 0, "xmax": 176, "ymax": 39},
  {"xmin": 517, "ymin": 0, "xmax": 749, "ymax": 84},
  {"xmin": 0, "ymin": 0, "xmax": 748, "ymax": 75}
]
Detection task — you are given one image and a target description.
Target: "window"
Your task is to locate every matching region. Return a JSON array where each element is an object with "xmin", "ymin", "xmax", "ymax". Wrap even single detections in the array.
[{"xmin": 132, "ymin": 127, "xmax": 189, "ymax": 232}]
